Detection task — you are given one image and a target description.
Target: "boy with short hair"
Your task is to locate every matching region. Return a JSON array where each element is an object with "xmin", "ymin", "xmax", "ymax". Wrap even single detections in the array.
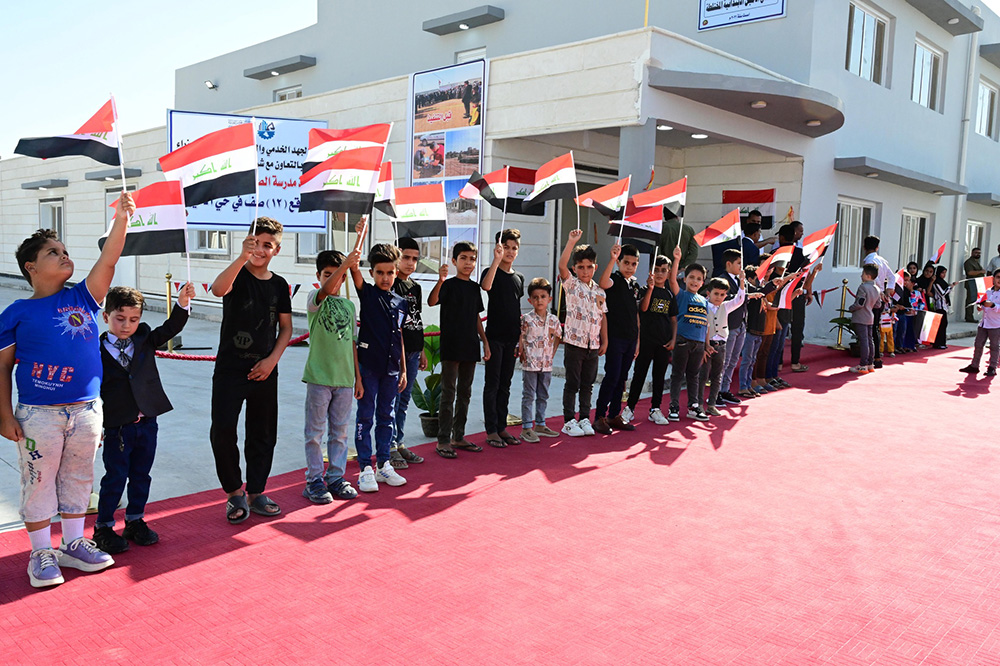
[
  {"xmin": 301, "ymin": 248, "xmax": 363, "ymax": 504},
  {"xmin": 210, "ymin": 217, "xmax": 293, "ymax": 524},
  {"xmin": 350, "ymin": 229, "xmax": 408, "ymax": 492},
  {"xmin": 960, "ymin": 269, "xmax": 1000, "ymax": 376},
  {"xmin": 718, "ymin": 248, "xmax": 747, "ymax": 406},
  {"xmin": 594, "ymin": 243, "xmax": 641, "ymax": 434},
  {"xmin": 428, "ymin": 241, "xmax": 490, "ymax": 457},
  {"xmin": 93, "ymin": 283, "xmax": 194, "ymax": 555},
  {"xmin": 557, "ymin": 229, "xmax": 608, "ymax": 437},
  {"xmin": 667, "ymin": 246, "xmax": 710, "ymax": 422},
  {"xmin": 625, "ymin": 255, "xmax": 677, "ymax": 425},
  {"xmin": 0, "ymin": 191, "xmax": 134, "ymax": 588},
  {"xmin": 700, "ymin": 275, "xmax": 751, "ymax": 416},
  {"xmin": 518, "ymin": 278, "xmax": 562, "ymax": 442},
  {"xmin": 849, "ymin": 264, "xmax": 881, "ymax": 374},
  {"xmin": 390, "ymin": 236, "xmax": 427, "ymax": 469},
  {"xmin": 481, "ymin": 229, "xmax": 525, "ymax": 448}
]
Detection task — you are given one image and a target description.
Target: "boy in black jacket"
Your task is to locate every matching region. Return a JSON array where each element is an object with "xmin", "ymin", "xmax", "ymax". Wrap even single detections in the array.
[{"xmin": 92, "ymin": 284, "xmax": 193, "ymax": 554}]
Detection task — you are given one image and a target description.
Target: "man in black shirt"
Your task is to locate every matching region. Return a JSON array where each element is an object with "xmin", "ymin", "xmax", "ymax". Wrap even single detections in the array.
[{"xmin": 481, "ymin": 230, "xmax": 525, "ymax": 448}]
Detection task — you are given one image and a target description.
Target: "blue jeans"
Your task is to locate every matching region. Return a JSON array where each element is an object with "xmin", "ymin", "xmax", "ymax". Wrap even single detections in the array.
[
  {"xmin": 719, "ymin": 324, "xmax": 745, "ymax": 393},
  {"xmin": 739, "ymin": 333, "xmax": 763, "ymax": 391},
  {"xmin": 595, "ymin": 337, "xmax": 637, "ymax": 419},
  {"xmin": 355, "ymin": 365, "xmax": 399, "ymax": 470},
  {"xmin": 393, "ymin": 351, "xmax": 420, "ymax": 447},
  {"xmin": 521, "ymin": 370, "xmax": 552, "ymax": 428},
  {"xmin": 304, "ymin": 383, "xmax": 353, "ymax": 484},
  {"xmin": 765, "ymin": 324, "xmax": 788, "ymax": 379},
  {"xmin": 96, "ymin": 416, "xmax": 158, "ymax": 528}
]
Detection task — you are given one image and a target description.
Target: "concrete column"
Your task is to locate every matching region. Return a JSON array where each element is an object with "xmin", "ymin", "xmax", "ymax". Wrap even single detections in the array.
[{"xmin": 618, "ymin": 120, "xmax": 657, "ymax": 194}]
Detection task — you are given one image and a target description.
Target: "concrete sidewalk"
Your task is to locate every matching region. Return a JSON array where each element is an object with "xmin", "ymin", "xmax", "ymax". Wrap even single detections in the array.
[{"xmin": 0, "ymin": 276, "xmax": 981, "ymax": 531}]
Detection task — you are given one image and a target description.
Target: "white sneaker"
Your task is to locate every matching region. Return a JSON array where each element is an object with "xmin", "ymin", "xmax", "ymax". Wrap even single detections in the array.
[
  {"xmin": 648, "ymin": 408, "xmax": 669, "ymax": 425},
  {"xmin": 561, "ymin": 419, "xmax": 585, "ymax": 437},
  {"xmin": 376, "ymin": 460, "xmax": 407, "ymax": 487},
  {"xmin": 621, "ymin": 406, "xmax": 634, "ymax": 423},
  {"xmin": 358, "ymin": 468, "xmax": 378, "ymax": 493},
  {"xmin": 578, "ymin": 418, "xmax": 596, "ymax": 436}
]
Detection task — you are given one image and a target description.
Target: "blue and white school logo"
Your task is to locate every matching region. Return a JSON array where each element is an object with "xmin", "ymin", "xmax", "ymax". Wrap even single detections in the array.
[{"xmin": 257, "ymin": 120, "xmax": 276, "ymax": 140}]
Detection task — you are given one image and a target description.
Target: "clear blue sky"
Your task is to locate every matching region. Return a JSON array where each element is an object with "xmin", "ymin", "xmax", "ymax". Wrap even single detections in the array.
[{"xmin": 0, "ymin": 1, "xmax": 316, "ymax": 160}]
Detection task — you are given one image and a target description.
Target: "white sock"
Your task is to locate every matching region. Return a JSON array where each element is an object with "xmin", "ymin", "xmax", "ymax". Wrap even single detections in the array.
[
  {"xmin": 61, "ymin": 517, "xmax": 85, "ymax": 545},
  {"xmin": 28, "ymin": 526, "xmax": 52, "ymax": 552}
]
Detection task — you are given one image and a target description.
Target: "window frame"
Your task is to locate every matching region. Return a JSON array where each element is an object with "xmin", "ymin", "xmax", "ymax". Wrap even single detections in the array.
[
  {"xmin": 899, "ymin": 210, "xmax": 928, "ymax": 266},
  {"xmin": 38, "ymin": 198, "xmax": 65, "ymax": 240},
  {"xmin": 976, "ymin": 79, "xmax": 998, "ymax": 139},
  {"xmin": 967, "ymin": 220, "xmax": 986, "ymax": 258},
  {"xmin": 274, "ymin": 85, "xmax": 302, "ymax": 102},
  {"xmin": 911, "ymin": 38, "xmax": 943, "ymax": 111},
  {"xmin": 834, "ymin": 198, "xmax": 875, "ymax": 269},
  {"xmin": 186, "ymin": 229, "xmax": 231, "ymax": 260},
  {"xmin": 846, "ymin": 1, "xmax": 889, "ymax": 86}
]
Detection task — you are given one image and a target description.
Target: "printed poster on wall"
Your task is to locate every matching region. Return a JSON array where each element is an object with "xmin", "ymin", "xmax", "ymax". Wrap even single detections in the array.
[
  {"xmin": 167, "ymin": 110, "xmax": 328, "ymax": 233},
  {"xmin": 407, "ymin": 59, "xmax": 486, "ymax": 276},
  {"xmin": 699, "ymin": 0, "xmax": 786, "ymax": 31}
]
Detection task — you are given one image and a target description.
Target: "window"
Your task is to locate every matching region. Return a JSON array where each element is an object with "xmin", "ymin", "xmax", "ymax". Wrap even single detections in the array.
[
  {"xmin": 274, "ymin": 85, "xmax": 302, "ymax": 102},
  {"xmin": 967, "ymin": 220, "xmax": 986, "ymax": 256},
  {"xmin": 104, "ymin": 186, "xmax": 136, "ymax": 220},
  {"xmin": 834, "ymin": 200, "xmax": 873, "ymax": 268},
  {"xmin": 298, "ymin": 212, "xmax": 369, "ymax": 264},
  {"xmin": 296, "ymin": 218, "xmax": 331, "ymax": 264},
  {"xmin": 911, "ymin": 40, "xmax": 942, "ymax": 110},
  {"xmin": 39, "ymin": 199, "xmax": 64, "ymax": 239},
  {"xmin": 187, "ymin": 230, "xmax": 229, "ymax": 259},
  {"xmin": 899, "ymin": 211, "xmax": 927, "ymax": 265},
  {"xmin": 976, "ymin": 81, "xmax": 997, "ymax": 138},
  {"xmin": 846, "ymin": 2, "xmax": 887, "ymax": 85},
  {"xmin": 456, "ymin": 47, "xmax": 486, "ymax": 64}
]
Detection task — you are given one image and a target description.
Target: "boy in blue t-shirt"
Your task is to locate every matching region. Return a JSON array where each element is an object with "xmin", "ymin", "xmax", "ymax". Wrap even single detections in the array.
[
  {"xmin": 350, "ymin": 221, "xmax": 408, "ymax": 493},
  {"xmin": 0, "ymin": 191, "xmax": 135, "ymax": 588},
  {"xmin": 667, "ymin": 245, "xmax": 710, "ymax": 422}
]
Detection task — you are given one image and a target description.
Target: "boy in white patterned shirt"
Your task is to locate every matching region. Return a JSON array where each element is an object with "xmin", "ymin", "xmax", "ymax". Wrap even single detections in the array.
[
  {"xmin": 557, "ymin": 229, "xmax": 608, "ymax": 437},
  {"xmin": 519, "ymin": 278, "xmax": 562, "ymax": 442}
]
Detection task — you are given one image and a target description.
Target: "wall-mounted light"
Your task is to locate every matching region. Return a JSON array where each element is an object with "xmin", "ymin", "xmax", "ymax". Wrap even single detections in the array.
[
  {"xmin": 656, "ymin": 124, "xmax": 673, "ymax": 131},
  {"xmin": 423, "ymin": 5, "xmax": 505, "ymax": 35},
  {"xmin": 691, "ymin": 133, "xmax": 708, "ymax": 140},
  {"xmin": 933, "ymin": 190, "xmax": 944, "ymax": 195},
  {"xmin": 458, "ymin": 23, "xmax": 470, "ymax": 30},
  {"xmin": 866, "ymin": 172, "xmax": 879, "ymax": 178},
  {"xmin": 204, "ymin": 80, "xmax": 218, "ymax": 90},
  {"xmin": 270, "ymin": 70, "xmax": 280, "ymax": 77},
  {"xmin": 948, "ymin": 18, "xmax": 960, "ymax": 25},
  {"xmin": 750, "ymin": 100, "xmax": 767, "ymax": 109},
  {"xmin": 806, "ymin": 119, "xmax": 822, "ymax": 127}
]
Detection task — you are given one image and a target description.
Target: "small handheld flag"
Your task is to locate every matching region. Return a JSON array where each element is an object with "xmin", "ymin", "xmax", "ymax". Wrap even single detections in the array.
[
  {"xmin": 159, "ymin": 123, "xmax": 257, "ymax": 207},
  {"xmin": 302, "ymin": 124, "xmax": 392, "ymax": 173},
  {"xmin": 524, "ymin": 152, "xmax": 577, "ymax": 204},
  {"xmin": 101, "ymin": 181, "xmax": 187, "ymax": 257},
  {"xmin": 694, "ymin": 209, "xmax": 742, "ymax": 247},
  {"xmin": 394, "ymin": 183, "xmax": 448, "ymax": 238},
  {"xmin": 929, "ymin": 241, "xmax": 947, "ymax": 265},
  {"xmin": 298, "ymin": 146, "xmax": 385, "ymax": 215},
  {"xmin": 15, "ymin": 99, "xmax": 121, "ymax": 166},
  {"xmin": 607, "ymin": 200, "xmax": 662, "ymax": 241},
  {"xmin": 756, "ymin": 245, "xmax": 794, "ymax": 281},
  {"xmin": 801, "ymin": 223, "xmax": 838, "ymax": 263},
  {"xmin": 575, "ymin": 176, "xmax": 630, "ymax": 219},
  {"xmin": 918, "ymin": 311, "xmax": 943, "ymax": 344},
  {"xmin": 374, "ymin": 161, "xmax": 395, "ymax": 217}
]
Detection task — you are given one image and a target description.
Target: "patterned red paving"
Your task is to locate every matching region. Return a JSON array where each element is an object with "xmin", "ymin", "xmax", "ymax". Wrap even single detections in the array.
[{"xmin": 1, "ymin": 344, "xmax": 999, "ymax": 665}]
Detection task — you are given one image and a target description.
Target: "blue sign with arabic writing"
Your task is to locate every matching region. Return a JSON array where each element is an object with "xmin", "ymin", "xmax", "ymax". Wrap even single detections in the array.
[{"xmin": 167, "ymin": 110, "xmax": 328, "ymax": 232}]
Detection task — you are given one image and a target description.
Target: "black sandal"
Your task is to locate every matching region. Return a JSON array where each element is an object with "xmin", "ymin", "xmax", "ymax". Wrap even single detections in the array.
[
  {"xmin": 435, "ymin": 446, "xmax": 457, "ymax": 459},
  {"xmin": 226, "ymin": 492, "xmax": 249, "ymax": 524},
  {"xmin": 453, "ymin": 439, "xmax": 484, "ymax": 452},
  {"xmin": 485, "ymin": 436, "xmax": 506, "ymax": 448},
  {"xmin": 498, "ymin": 432, "xmax": 520, "ymax": 446},
  {"xmin": 249, "ymin": 494, "xmax": 281, "ymax": 517}
]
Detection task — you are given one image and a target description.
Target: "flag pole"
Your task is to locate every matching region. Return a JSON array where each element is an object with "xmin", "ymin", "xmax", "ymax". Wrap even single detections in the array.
[
  {"xmin": 109, "ymin": 95, "xmax": 128, "ymax": 191},
  {"xmin": 676, "ymin": 175, "xmax": 687, "ymax": 248},
  {"xmin": 251, "ymin": 117, "xmax": 259, "ymax": 236},
  {"xmin": 500, "ymin": 165, "xmax": 509, "ymax": 237},
  {"xmin": 616, "ymin": 175, "xmax": 631, "ymax": 245},
  {"xmin": 571, "ymin": 150, "xmax": 581, "ymax": 232}
]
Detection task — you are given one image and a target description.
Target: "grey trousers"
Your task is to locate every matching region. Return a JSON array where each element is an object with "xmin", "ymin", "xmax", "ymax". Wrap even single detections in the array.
[{"xmin": 971, "ymin": 326, "xmax": 1000, "ymax": 369}]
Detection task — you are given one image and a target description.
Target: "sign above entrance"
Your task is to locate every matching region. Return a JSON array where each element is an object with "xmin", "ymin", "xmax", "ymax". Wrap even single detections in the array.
[{"xmin": 698, "ymin": 0, "xmax": 786, "ymax": 31}]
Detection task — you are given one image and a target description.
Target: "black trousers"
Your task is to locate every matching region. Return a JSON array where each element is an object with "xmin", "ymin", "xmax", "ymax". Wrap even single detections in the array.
[
  {"xmin": 483, "ymin": 339, "xmax": 517, "ymax": 434},
  {"xmin": 791, "ymin": 295, "xmax": 806, "ymax": 364},
  {"xmin": 628, "ymin": 341, "xmax": 671, "ymax": 411},
  {"xmin": 871, "ymin": 306, "xmax": 883, "ymax": 360},
  {"xmin": 439, "ymin": 360, "xmax": 476, "ymax": 444},
  {"xmin": 563, "ymin": 344, "xmax": 600, "ymax": 422},
  {"xmin": 670, "ymin": 336, "xmax": 705, "ymax": 410},
  {"xmin": 210, "ymin": 369, "xmax": 279, "ymax": 495}
]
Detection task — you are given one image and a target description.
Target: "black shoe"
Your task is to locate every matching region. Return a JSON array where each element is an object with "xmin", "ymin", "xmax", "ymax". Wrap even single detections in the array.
[
  {"xmin": 988, "ymin": 368, "xmax": 997, "ymax": 377},
  {"xmin": 93, "ymin": 525, "xmax": 129, "ymax": 554},
  {"xmin": 873, "ymin": 360, "xmax": 883, "ymax": 369},
  {"xmin": 719, "ymin": 392, "xmax": 741, "ymax": 405},
  {"xmin": 122, "ymin": 518, "xmax": 159, "ymax": 546},
  {"xmin": 959, "ymin": 365, "xmax": 979, "ymax": 374}
]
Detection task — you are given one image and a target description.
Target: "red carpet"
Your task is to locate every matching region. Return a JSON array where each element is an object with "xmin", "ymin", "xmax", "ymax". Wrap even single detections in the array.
[{"xmin": 2, "ymin": 344, "xmax": 999, "ymax": 665}]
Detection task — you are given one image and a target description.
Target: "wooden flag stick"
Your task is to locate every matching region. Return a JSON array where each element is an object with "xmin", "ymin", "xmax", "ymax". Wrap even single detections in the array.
[
  {"xmin": 500, "ymin": 165, "xmax": 509, "ymax": 238},
  {"xmin": 676, "ymin": 174, "xmax": 687, "ymax": 248},
  {"xmin": 251, "ymin": 117, "xmax": 259, "ymax": 236},
  {"xmin": 109, "ymin": 95, "xmax": 129, "ymax": 193},
  {"xmin": 571, "ymin": 150, "xmax": 581, "ymax": 231}
]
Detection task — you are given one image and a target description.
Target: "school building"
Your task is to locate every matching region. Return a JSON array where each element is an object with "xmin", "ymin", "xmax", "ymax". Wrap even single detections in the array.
[{"xmin": 3, "ymin": 0, "xmax": 1000, "ymax": 339}]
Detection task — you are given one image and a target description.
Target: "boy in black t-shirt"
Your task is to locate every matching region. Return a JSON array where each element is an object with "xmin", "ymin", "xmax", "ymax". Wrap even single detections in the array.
[
  {"xmin": 594, "ymin": 243, "xmax": 641, "ymax": 434},
  {"xmin": 480, "ymin": 229, "xmax": 524, "ymax": 448},
  {"xmin": 428, "ymin": 241, "xmax": 490, "ymax": 458},
  {"xmin": 389, "ymin": 237, "xmax": 426, "ymax": 469},
  {"xmin": 626, "ymin": 255, "xmax": 677, "ymax": 425},
  {"xmin": 209, "ymin": 217, "xmax": 293, "ymax": 524}
]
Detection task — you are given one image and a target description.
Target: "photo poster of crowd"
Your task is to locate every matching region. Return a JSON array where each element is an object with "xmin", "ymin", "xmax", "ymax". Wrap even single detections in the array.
[{"xmin": 408, "ymin": 59, "xmax": 485, "ymax": 276}]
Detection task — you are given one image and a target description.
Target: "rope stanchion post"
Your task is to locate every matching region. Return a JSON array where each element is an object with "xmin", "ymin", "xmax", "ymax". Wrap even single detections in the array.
[
  {"xmin": 831, "ymin": 278, "xmax": 850, "ymax": 351},
  {"xmin": 164, "ymin": 273, "xmax": 175, "ymax": 353}
]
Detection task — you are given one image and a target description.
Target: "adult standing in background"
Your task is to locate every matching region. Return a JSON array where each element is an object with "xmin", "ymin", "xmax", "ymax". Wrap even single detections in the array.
[
  {"xmin": 658, "ymin": 208, "xmax": 699, "ymax": 275},
  {"xmin": 964, "ymin": 247, "xmax": 985, "ymax": 322},
  {"xmin": 987, "ymin": 244, "xmax": 1000, "ymax": 274}
]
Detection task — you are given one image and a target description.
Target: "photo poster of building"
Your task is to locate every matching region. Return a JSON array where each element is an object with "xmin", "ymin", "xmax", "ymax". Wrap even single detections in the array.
[
  {"xmin": 167, "ymin": 110, "xmax": 328, "ymax": 233},
  {"xmin": 698, "ymin": 0, "xmax": 786, "ymax": 31},
  {"xmin": 408, "ymin": 59, "xmax": 486, "ymax": 276}
]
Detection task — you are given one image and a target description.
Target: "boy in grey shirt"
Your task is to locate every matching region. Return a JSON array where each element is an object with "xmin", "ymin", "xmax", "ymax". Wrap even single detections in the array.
[{"xmin": 849, "ymin": 264, "xmax": 880, "ymax": 374}]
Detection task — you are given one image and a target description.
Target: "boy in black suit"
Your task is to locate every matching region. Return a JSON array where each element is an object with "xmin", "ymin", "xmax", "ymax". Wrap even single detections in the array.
[{"xmin": 92, "ymin": 284, "xmax": 193, "ymax": 554}]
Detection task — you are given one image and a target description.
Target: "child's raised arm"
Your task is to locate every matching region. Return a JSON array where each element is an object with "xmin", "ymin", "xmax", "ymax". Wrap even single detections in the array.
[
  {"xmin": 427, "ymin": 264, "xmax": 448, "ymax": 306},
  {"xmin": 598, "ymin": 244, "xmax": 620, "ymax": 290},
  {"xmin": 668, "ymin": 246, "xmax": 682, "ymax": 296},
  {"xmin": 640, "ymin": 273, "xmax": 655, "ymax": 312},
  {"xmin": 87, "ymin": 191, "xmax": 135, "ymax": 303},
  {"xmin": 350, "ymin": 218, "xmax": 369, "ymax": 291},
  {"xmin": 319, "ymin": 249, "xmax": 360, "ymax": 305},
  {"xmin": 481, "ymin": 243, "xmax": 503, "ymax": 292},
  {"xmin": 211, "ymin": 235, "xmax": 256, "ymax": 297},
  {"xmin": 559, "ymin": 229, "xmax": 583, "ymax": 282}
]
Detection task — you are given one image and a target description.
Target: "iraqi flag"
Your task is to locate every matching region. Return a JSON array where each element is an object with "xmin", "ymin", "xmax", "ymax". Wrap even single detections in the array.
[
  {"xmin": 524, "ymin": 152, "xmax": 576, "ymax": 204},
  {"xmin": 460, "ymin": 167, "xmax": 507, "ymax": 211},
  {"xmin": 508, "ymin": 167, "xmax": 544, "ymax": 215},
  {"xmin": 777, "ymin": 272, "xmax": 805, "ymax": 310},
  {"xmin": 374, "ymin": 161, "xmax": 395, "ymax": 217},
  {"xmin": 633, "ymin": 177, "xmax": 686, "ymax": 221},
  {"xmin": 302, "ymin": 124, "xmax": 392, "ymax": 173},
  {"xmin": 607, "ymin": 200, "xmax": 662, "ymax": 241},
  {"xmin": 971, "ymin": 276, "xmax": 990, "ymax": 301},
  {"xmin": 100, "ymin": 181, "xmax": 187, "ymax": 256},
  {"xmin": 694, "ymin": 209, "xmax": 742, "ymax": 247},
  {"xmin": 722, "ymin": 188, "xmax": 775, "ymax": 229},
  {"xmin": 298, "ymin": 146, "xmax": 384, "ymax": 215},
  {"xmin": 929, "ymin": 241, "xmax": 947, "ymax": 265},
  {"xmin": 801, "ymin": 223, "xmax": 838, "ymax": 262},
  {"xmin": 755, "ymin": 245, "xmax": 794, "ymax": 280},
  {"xmin": 918, "ymin": 311, "xmax": 943, "ymax": 344},
  {"xmin": 394, "ymin": 183, "xmax": 447, "ymax": 238},
  {"xmin": 159, "ymin": 123, "xmax": 257, "ymax": 207},
  {"xmin": 15, "ymin": 99, "xmax": 120, "ymax": 166},
  {"xmin": 576, "ymin": 176, "xmax": 630, "ymax": 218}
]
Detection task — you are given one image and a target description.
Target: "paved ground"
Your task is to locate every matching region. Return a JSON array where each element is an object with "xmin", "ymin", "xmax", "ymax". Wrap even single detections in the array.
[{"xmin": 0, "ymin": 277, "xmax": 980, "ymax": 530}]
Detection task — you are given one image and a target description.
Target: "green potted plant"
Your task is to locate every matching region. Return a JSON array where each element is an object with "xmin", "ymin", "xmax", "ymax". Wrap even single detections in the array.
[
  {"xmin": 412, "ymin": 325, "xmax": 442, "ymax": 437},
  {"xmin": 828, "ymin": 315, "xmax": 860, "ymax": 356}
]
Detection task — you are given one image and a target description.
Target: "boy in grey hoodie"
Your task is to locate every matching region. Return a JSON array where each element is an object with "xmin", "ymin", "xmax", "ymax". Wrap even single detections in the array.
[{"xmin": 849, "ymin": 264, "xmax": 880, "ymax": 373}]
